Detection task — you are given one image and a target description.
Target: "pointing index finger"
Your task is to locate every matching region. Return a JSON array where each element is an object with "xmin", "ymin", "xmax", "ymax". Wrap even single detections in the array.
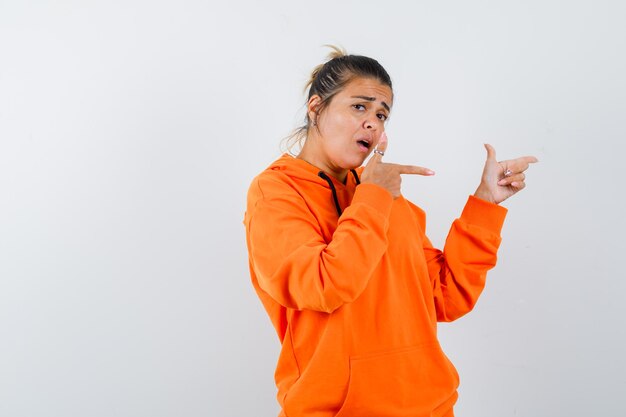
[
  {"xmin": 391, "ymin": 163, "xmax": 435, "ymax": 176},
  {"xmin": 506, "ymin": 155, "xmax": 539, "ymax": 173}
]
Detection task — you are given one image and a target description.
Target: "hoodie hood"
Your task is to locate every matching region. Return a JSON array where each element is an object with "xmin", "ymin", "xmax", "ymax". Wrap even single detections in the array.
[
  {"xmin": 265, "ymin": 154, "xmax": 362, "ymax": 216},
  {"xmin": 267, "ymin": 153, "xmax": 362, "ymax": 187}
]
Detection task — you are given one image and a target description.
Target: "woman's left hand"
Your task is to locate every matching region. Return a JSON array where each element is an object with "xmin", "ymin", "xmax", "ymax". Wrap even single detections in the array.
[{"xmin": 473, "ymin": 144, "xmax": 538, "ymax": 204}]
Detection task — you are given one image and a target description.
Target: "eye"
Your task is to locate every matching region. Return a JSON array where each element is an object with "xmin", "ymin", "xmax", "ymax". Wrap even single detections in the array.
[
  {"xmin": 353, "ymin": 104, "xmax": 366, "ymax": 111},
  {"xmin": 377, "ymin": 113, "xmax": 388, "ymax": 121}
]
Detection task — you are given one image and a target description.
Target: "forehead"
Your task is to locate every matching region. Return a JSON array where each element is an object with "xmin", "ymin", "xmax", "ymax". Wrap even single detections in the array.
[{"xmin": 340, "ymin": 77, "xmax": 393, "ymax": 106}]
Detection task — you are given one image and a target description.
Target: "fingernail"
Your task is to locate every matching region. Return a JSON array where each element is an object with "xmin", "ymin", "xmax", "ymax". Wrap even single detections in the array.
[
  {"xmin": 426, "ymin": 169, "xmax": 435, "ymax": 175},
  {"xmin": 380, "ymin": 132, "xmax": 387, "ymax": 142},
  {"xmin": 498, "ymin": 179, "xmax": 506, "ymax": 185}
]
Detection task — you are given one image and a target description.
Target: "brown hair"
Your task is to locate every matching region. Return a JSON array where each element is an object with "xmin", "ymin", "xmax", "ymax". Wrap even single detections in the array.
[{"xmin": 283, "ymin": 45, "xmax": 393, "ymax": 154}]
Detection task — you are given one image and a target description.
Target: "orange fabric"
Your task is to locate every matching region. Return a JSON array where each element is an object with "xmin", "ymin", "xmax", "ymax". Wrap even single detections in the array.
[{"xmin": 244, "ymin": 154, "xmax": 507, "ymax": 417}]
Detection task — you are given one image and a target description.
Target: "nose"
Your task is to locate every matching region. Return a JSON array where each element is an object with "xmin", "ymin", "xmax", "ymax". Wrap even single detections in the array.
[{"xmin": 364, "ymin": 114, "xmax": 379, "ymax": 130}]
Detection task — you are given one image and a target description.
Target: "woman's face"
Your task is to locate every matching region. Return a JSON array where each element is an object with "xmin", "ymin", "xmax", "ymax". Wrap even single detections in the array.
[{"xmin": 305, "ymin": 77, "xmax": 393, "ymax": 180}]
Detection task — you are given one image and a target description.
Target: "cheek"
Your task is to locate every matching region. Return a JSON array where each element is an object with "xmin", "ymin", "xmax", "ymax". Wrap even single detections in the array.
[
  {"xmin": 337, "ymin": 114, "xmax": 361, "ymax": 138},
  {"xmin": 322, "ymin": 114, "xmax": 352, "ymax": 141},
  {"xmin": 324, "ymin": 111, "xmax": 351, "ymax": 128}
]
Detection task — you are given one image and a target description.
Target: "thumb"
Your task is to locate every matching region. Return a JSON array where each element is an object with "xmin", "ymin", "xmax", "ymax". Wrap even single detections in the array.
[
  {"xmin": 484, "ymin": 143, "xmax": 497, "ymax": 161},
  {"xmin": 371, "ymin": 132, "xmax": 388, "ymax": 162}
]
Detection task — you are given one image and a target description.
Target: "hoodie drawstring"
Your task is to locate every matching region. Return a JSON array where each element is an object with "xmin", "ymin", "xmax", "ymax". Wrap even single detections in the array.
[{"xmin": 317, "ymin": 170, "xmax": 361, "ymax": 217}]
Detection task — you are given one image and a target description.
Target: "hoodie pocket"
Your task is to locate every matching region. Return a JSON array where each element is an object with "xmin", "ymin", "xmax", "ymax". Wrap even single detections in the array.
[{"xmin": 334, "ymin": 342, "xmax": 459, "ymax": 417}]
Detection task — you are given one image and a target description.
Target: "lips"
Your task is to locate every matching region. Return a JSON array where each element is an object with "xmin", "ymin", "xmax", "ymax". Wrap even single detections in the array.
[{"xmin": 356, "ymin": 137, "xmax": 373, "ymax": 152}]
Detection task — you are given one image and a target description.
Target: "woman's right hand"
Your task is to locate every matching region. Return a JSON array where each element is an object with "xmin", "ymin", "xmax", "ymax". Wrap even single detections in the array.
[{"xmin": 360, "ymin": 132, "xmax": 435, "ymax": 198}]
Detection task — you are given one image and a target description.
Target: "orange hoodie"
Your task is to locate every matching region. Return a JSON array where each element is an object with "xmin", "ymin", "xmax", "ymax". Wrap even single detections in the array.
[{"xmin": 244, "ymin": 154, "xmax": 507, "ymax": 417}]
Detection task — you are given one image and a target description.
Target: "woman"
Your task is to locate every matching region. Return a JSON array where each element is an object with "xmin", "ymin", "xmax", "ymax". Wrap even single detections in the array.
[{"xmin": 244, "ymin": 47, "xmax": 537, "ymax": 417}]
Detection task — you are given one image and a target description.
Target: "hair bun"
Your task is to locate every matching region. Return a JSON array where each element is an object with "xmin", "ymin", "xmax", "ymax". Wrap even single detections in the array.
[
  {"xmin": 323, "ymin": 44, "xmax": 348, "ymax": 60},
  {"xmin": 304, "ymin": 45, "xmax": 348, "ymax": 94}
]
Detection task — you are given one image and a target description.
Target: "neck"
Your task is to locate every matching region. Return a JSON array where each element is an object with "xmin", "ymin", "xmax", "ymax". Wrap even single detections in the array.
[{"xmin": 297, "ymin": 140, "xmax": 348, "ymax": 183}]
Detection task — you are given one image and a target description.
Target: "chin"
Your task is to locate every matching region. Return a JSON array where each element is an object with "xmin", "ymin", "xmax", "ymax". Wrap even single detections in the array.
[
  {"xmin": 333, "ymin": 153, "xmax": 366, "ymax": 172},
  {"xmin": 354, "ymin": 155, "xmax": 369, "ymax": 168},
  {"xmin": 342, "ymin": 159, "xmax": 363, "ymax": 170}
]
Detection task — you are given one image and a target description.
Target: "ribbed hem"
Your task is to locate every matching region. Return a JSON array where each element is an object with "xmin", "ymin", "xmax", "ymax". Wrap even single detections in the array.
[
  {"xmin": 460, "ymin": 195, "xmax": 508, "ymax": 235},
  {"xmin": 352, "ymin": 183, "xmax": 394, "ymax": 217}
]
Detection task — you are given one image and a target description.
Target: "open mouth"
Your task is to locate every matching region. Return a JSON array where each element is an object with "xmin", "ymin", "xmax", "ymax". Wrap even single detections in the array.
[{"xmin": 357, "ymin": 138, "xmax": 372, "ymax": 150}]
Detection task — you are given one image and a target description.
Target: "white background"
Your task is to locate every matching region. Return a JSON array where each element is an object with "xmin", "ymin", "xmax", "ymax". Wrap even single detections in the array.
[{"xmin": 1, "ymin": 1, "xmax": 625, "ymax": 416}]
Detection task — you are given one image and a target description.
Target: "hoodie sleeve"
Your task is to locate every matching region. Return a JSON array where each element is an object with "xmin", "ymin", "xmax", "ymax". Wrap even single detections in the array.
[
  {"xmin": 411, "ymin": 196, "xmax": 507, "ymax": 322},
  {"xmin": 245, "ymin": 176, "xmax": 393, "ymax": 313}
]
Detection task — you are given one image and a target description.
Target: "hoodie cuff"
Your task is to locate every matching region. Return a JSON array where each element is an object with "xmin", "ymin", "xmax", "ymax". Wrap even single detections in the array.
[
  {"xmin": 460, "ymin": 195, "xmax": 508, "ymax": 235},
  {"xmin": 352, "ymin": 183, "xmax": 394, "ymax": 218}
]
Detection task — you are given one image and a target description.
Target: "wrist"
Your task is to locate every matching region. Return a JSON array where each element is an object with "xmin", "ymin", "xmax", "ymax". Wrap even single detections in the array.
[{"xmin": 473, "ymin": 187, "xmax": 497, "ymax": 204}]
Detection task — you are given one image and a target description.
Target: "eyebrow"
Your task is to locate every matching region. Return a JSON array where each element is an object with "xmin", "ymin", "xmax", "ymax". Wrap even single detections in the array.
[{"xmin": 351, "ymin": 95, "xmax": 391, "ymax": 112}]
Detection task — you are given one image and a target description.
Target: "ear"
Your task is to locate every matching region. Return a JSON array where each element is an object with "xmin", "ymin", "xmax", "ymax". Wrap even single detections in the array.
[{"xmin": 307, "ymin": 95, "xmax": 322, "ymax": 123}]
